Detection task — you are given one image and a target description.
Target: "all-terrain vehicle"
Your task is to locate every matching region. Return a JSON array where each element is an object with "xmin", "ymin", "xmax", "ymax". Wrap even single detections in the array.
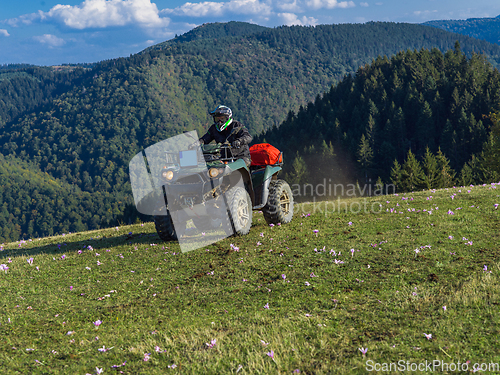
[{"xmin": 153, "ymin": 141, "xmax": 293, "ymax": 241}]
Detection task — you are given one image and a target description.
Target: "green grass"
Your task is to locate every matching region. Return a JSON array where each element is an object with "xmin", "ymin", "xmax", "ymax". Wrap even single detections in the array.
[{"xmin": 0, "ymin": 183, "xmax": 499, "ymax": 374}]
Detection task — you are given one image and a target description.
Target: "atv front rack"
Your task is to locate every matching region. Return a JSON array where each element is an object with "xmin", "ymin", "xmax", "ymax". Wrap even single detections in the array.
[{"xmin": 201, "ymin": 144, "xmax": 236, "ymax": 164}]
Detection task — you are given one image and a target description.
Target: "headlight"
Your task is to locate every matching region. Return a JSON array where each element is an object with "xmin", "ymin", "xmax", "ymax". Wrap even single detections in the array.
[
  {"xmin": 162, "ymin": 169, "xmax": 174, "ymax": 180},
  {"xmin": 208, "ymin": 168, "xmax": 219, "ymax": 178}
]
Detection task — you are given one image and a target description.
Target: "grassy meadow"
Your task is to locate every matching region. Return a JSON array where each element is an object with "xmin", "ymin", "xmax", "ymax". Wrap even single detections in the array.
[{"xmin": 0, "ymin": 183, "xmax": 499, "ymax": 374}]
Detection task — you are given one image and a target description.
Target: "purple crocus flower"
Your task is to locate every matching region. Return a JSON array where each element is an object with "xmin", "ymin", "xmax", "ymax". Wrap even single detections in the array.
[
  {"xmin": 267, "ymin": 350, "xmax": 275, "ymax": 360},
  {"xmin": 206, "ymin": 339, "xmax": 217, "ymax": 348}
]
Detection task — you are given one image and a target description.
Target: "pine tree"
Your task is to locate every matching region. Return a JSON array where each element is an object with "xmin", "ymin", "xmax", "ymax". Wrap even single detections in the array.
[
  {"xmin": 390, "ymin": 159, "xmax": 402, "ymax": 193},
  {"xmin": 374, "ymin": 176, "xmax": 384, "ymax": 195},
  {"xmin": 435, "ymin": 148, "xmax": 456, "ymax": 188},
  {"xmin": 366, "ymin": 113, "xmax": 376, "ymax": 149},
  {"xmin": 472, "ymin": 132, "xmax": 500, "ymax": 184},
  {"xmin": 458, "ymin": 162, "xmax": 474, "ymax": 186},
  {"xmin": 416, "ymin": 101, "xmax": 434, "ymax": 151},
  {"xmin": 460, "ymin": 154, "xmax": 486, "ymax": 185},
  {"xmin": 480, "ymin": 112, "xmax": 500, "ymax": 177},
  {"xmin": 401, "ymin": 149, "xmax": 425, "ymax": 192},
  {"xmin": 391, "ymin": 107, "xmax": 406, "ymax": 158},
  {"xmin": 332, "ymin": 118, "xmax": 342, "ymax": 143},
  {"xmin": 421, "ymin": 147, "xmax": 438, "ymax": 189},
  {"xmin": 440, "ymin": 119, "xmax": 454, "ymax": 157},
  {"xmin": 319, "ymin": 140, "xmax": 337, "ymax": 176},
  {"xmin": 287, "ymin": 152, "xmax": 309, "ymax": 187},
  {"xmin": 320, "ymin": 139, "xmax": 334, "ymax": 159},
  {"xmin": 357, "ymin": 134, "xmax": 374, "ymax": 183}
]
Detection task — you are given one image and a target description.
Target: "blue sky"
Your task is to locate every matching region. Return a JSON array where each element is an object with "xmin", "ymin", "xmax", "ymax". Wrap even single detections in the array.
[{"xmin": 1, "ymin": 0, "xmax": 500, "ymax": 66}]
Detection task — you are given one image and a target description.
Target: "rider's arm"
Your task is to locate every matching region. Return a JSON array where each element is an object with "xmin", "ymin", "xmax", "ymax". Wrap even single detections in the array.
[
  {"xmin": 236, "ymin": 126, "xmax": 253, "ymax": 145},
  {"xmin": 200, "ymin": 126, "xmax": 215, "ymax": 144}
]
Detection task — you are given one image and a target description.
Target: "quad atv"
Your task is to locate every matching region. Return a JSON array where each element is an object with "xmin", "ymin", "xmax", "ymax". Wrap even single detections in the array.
[{"xmin": 153, "ymin": 142, "xmax": 293, "ymax": 242}]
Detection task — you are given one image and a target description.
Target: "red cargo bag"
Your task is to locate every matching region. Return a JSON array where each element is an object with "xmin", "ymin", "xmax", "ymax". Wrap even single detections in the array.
[{"xmin": 249, "ymin": 143, "xmax": 282, "ymax": 166}]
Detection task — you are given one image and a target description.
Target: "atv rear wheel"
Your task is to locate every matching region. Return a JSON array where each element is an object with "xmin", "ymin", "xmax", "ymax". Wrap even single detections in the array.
[
  {"xmin": 223, "ymin": 186, "xmax": 252, "ymax": 236},
  {"xmin": 263, "ymin": 179, "xmax": 294, "ymax": 225},
  {"xmin": 154, "ymin": 210, "xmax": 185, "ymax": 241}
]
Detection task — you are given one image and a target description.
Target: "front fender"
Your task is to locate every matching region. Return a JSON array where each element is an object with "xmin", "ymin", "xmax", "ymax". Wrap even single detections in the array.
[
  {"xmin": 224, "ymin": 161, "xmax": 254, "ymax": 205},
  {"xmin": 226, "ymin": 158, "xmax": 248, "ymax": 172}
]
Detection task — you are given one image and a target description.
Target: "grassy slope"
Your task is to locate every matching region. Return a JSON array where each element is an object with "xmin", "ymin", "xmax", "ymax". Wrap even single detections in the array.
[{"xmin": 0, "ymin": 183, "xmax": 499, "ymax": 374}]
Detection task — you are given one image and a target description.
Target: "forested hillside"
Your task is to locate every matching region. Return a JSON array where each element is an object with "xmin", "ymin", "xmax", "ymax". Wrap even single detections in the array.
[
  {"xmin": 0, "ymin": 66, "xmax": 90, "ymax": 128},
  {"xmin": 424, "ymin": 16, "xmax": 500, "ymax": 45},
  {"xmin": 4, "ymin": 22, "xmax": 500, "ymax": 139},
  {"xmin": 2, "ymin": 21, "xmax": 500, "ymax": 242},
  {"xmin": 0, "ymin": 154, "xmax": 123, "ymax": 241},
  {"xmin": 257, "ymin": 43, "xmax": 500, "ymax": 193}
]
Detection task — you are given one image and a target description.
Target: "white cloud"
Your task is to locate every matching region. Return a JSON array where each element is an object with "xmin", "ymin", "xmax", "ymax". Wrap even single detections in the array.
[
  {"xmin": 275, "ymin": 0, "xmax": 301, "ymax": 13},
  {"xmin": 227, "ymin": 0, "xmax": 272, "ymax": 15},
  {"xmin": 278, "ymin": 13, "xmax": 318, "ymax": 26},
  {"xmin": 33, "ymin": 34, "xmax": 66, "ymax": 47},
  {"xmin": 360, "ymin": 2, "xmax": 369, "ymax": 7},
  {"xmin": 305, "ymin": 0, "xmax": 355, "ymax": 10},
  {"xmin": 164, "ymin": 0, "xmax": 271, "ymax": 17},
  {"xmin": 0, "ymin": 29, "xmax": 10, "ymax": 37},
  {"xmin": 39, "ymin": 0, "xmax": 170, "ymax": 30},
  {"xmin": 163, "ymin": 2, "xmax": 224, "ymax": 17},
  {"xmin": 6, "ymin": 12, "xmax": 40, "ymax": 27}
]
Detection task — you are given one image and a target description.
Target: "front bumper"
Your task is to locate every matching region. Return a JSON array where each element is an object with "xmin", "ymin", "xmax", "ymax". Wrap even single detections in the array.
[{"xmin": 163, "ymin": 173, "xmax": 226, "ymax": 217}]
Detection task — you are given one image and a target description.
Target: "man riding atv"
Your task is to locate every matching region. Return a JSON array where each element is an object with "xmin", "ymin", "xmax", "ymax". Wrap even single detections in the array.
[
  {"xmin": 197, "ymin": 105, "xmax": 253, "ymax": 167},
  {"xmin": 129, "ymin": 104, "xmax": 293, "ymax": 252}
]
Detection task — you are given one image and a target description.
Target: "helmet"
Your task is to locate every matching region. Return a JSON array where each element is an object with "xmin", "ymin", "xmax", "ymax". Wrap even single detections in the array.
[{"xmin": 210, "ymin": 105, "xmax": 233, "ymax": 131}]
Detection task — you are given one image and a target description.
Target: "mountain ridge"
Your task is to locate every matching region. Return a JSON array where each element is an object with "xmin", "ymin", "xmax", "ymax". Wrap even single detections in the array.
[
  {"xmin": 423, "ymin": 15, "xmax": 500, "ymax": 45},
  {"xmin": 141, "ymin": 21, "xmax": 269, "ymax": 53}
]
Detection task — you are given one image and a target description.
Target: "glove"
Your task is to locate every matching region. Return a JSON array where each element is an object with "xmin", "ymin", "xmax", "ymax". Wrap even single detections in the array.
[{"xmin": 231, "ymin": 140, "xmax": 241, "ymax": 148}]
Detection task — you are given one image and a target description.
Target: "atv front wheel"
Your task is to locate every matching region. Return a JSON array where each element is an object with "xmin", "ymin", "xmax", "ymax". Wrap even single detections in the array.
[
  {"xmin": 154, "ymin": 210, "xmax": 185, "ymax": 241},
  {"xmin": 224, "ymin": 186, "xmax": 252, "ymax": 236},
  {"xmin": 263, "ymin": 179, "xmax": 294, "ymax": 225}
]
